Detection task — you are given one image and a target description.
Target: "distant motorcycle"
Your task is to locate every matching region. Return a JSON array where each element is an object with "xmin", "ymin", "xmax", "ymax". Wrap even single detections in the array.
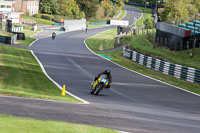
[
  {"xmin": 52, "ymin": 35, "xmax": 55, "ymax": 40},
  {"xmin": 52, "ymin": 32, "xmax": 56, "ymax": 40},
  {"xmin": 85, "ymin": 28, "xmax": 88, "ymax": 34},
  {"xmin": 90, "ymin": 75, "xmax": 109, "ymax": 95}
]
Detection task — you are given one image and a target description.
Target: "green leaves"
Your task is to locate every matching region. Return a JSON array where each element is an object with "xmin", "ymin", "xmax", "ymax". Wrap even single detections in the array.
[
  {"xmin": 39, "ymin": 0, "xmax": 85, "ymax": 19},
  {"xmin": 58, "ymin": 0, "xmax": 85, "ymax": 19},
  {"xmin": 160, "ymin": 0, "xmax": 200, "ymax": 21},
  {"xmin": 144, "ymin": 18, "xmax": 153, "ymax": 29},
  {"xmin": 39, "ymin": 0, "xmax": 127, "ymax": 19},
  {"xmin": 39, "ymin": 0, "xmax": 59, "ymax": 14},
  {"xmin": 101, "ymin": 0, "xmax": 127, "ymax": 18},
  {"xmin": 75, "ymin": 0, "xmax": 99, "ymax": 19}
]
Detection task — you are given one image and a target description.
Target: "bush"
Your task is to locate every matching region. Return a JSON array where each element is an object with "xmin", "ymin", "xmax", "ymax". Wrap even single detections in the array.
[
  {"xmin": 21, "ymin": 15, "xmax": 55, "ymax": 25},
  {"xmin": 41, "ymin": 14, "xmax": 54, "ymax": 20},
  {"xmin": 54, "ymin": 15, "xmax": 73, "ymax": 21},
  {"xmin": 33, "ymin": 14, "xmax": 54, "ymax": 21},
  {"xmin": 34, "ymin": 14, "xmax": 42, "ymax": 18}
]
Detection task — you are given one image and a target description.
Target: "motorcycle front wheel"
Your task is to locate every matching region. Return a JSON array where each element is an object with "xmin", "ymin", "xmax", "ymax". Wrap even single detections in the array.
[{"xmin": 94, "ymin": 84, "xmax": 102, "ymax": 95}]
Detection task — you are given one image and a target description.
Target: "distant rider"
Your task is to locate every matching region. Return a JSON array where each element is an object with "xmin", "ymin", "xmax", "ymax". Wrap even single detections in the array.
[
  {"xmin": 85, "ymin": 25, "xmax": 88, "ymax": 33},
  {"xmin": 94, "ymin": 70, "xmax": 112, "ymax": 88},
  {"xmin": 52, "ymin": 32, "xmax": 56, "ymax": 40}
]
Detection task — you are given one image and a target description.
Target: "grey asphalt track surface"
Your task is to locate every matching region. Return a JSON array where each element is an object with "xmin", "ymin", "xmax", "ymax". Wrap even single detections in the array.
[{"xmin": 1, "ymin": 6, "xmax": 200, "ymax": 133}]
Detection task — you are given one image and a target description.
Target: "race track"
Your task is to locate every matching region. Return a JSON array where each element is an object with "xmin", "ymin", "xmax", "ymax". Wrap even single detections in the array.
[{"xmin": 0, "ymin": 6, "xmax": 200, "ymax": 133}]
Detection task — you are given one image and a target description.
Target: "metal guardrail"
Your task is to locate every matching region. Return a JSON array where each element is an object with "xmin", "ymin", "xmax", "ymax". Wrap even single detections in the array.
[
  {"xmin": 123, "ymin": 47, "xmax": 200, "ymax": 84},
  {"xmin": 157, "ymin": 22, "xmax": 186, "ymax": 37},
  {"xmin": 0, "ymin": 34, "xmax": 17, "ymax": 44}
]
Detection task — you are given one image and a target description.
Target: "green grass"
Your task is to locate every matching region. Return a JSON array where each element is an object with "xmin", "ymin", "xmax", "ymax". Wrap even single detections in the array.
[
  {"xmin": 17, "ymin": 37, "xmax": 36, "ymax": 46},
  {"xmin": 17, "ymin": 28, "xmax": 42, "ymax": 46},
  {"xmin": 88, "ymin": 8, "xmax": 126, "ymax": 29},
  {"xmin": 117, "ymin": 8, "xmax": 126, "ymax": 20},
  {"xmin": 0, "ymin": 45, "xmax": 79, "ymax": 102},
  {"xmin": 88, "ymin": 25, "xmax": 108, "ymax": 29},
  {"xmin": 85, "ymin": 29, "xmax": 200, "ymax": 95},
  {"xmin": 104, "ymin": 51, "xmax": 200, "ymax": 94},
  {"xmin": 17, "ymin": 30, "xmax": 37, "ymax": 46},
  {"xmin": 0, "ymin": 31, "xmax": 15, "ymax": 37},
  {"xmin": 21, "ymin": 30, "xmax": 37, "ymax": 37},
  {"xmin": 120, "ymin": 35, "xmax": 200, "ymax": 69},
  {"xmin": 21, "ymin": 15, "xmax": 54, "ymax": 25},
  {"xmin": 86, "ymin": 29, "xmax": 117, "ymax": 51},
  {"xmin": 13, "ymin": 24, "xmax": 33, "ymax": 30},
  {"xmin": 126, "ymin": 4, "xmax": 153, "ymax": 27},
  {"xmin": 0, "ymin": 115, "xmax": 119, "ymax": 133}
]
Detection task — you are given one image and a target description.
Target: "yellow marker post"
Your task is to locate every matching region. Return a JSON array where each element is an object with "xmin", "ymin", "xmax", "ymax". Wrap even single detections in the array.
[{"xmin": 61, "ymin": 84, "xmax": 66, "ymax": 96}]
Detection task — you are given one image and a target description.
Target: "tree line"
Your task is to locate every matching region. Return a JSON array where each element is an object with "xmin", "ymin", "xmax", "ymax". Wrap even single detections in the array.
[
  {"xmin": 39, "ymin": 0, "xmax": 128, "ymax": 19},
  {"xmin": 160, "ymin": 0, "xmax": 200, "ymax": 21},
  {"xmin": 128, "ymin": 0, "xmax": 200, "ymax": 22}
]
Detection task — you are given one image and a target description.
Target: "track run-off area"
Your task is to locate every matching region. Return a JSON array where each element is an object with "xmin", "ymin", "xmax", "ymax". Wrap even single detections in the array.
[{"xmin": 0, "ymin": 6, "xmax": 200, "ymax": 133}]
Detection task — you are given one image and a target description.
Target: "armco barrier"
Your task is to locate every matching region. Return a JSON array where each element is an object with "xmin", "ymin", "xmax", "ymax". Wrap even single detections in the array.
[
  {"xmin": 12, "ymin": 26, "xmax": 23, "ymax": 32},
  {"xmin": 123, "ymin": 47, "xmax": 200, "ymax": 84},
  {"xmin": 0, "ymin": 35, "xmax": 6, "ymax": 43},
  {"xmin": 0, "ymin": 34, "xmax": 17, "ymax": 44}
]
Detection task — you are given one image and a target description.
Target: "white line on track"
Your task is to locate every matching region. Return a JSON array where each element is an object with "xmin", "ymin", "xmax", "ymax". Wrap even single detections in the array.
[
  {"xmin": 31, "ymin": 50, "xmax": 90, "ymax": 104},
  {"xmin": 28, "ymin": 26, "xmax": 91, "ymax": 104}
]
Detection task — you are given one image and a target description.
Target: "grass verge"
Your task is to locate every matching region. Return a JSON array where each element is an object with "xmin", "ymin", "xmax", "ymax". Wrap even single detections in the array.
[
  {"xmin": 88, "ymin": 8, "xmax": 126, "ymax": 29},
  {"xmin": 125, "ymin": 4, "xmax": 153, "ymax": 27},
  {"xmin": 116, "ymin": 8, "xmax": 126, "ymax": 20},
  {"xmin": 21, "ymin": 15, "xmax": 54, "ymax": 25},
  {"xmin": 17, "ymin": 37, "xmax": 36, "ymax": 46},
  {"xmin": 86, "ymin": 29, "xmax": 117, "ymax": 51},
  {"xmin": 120, "ymin": 35, "xmax": 200, "ymax": 69},
  {"xmin": 17, "ymin": 28, "xmax": 41, "ymax": 46},
  {"xmin": 0, "ymin": 24, "xmax": 78, "ymax": 102},
  {"xmin": 0, "ymin": 115, "xmax": 119, "ymax": 133},
  {"xmin": 0, "ymin": 45, "xmax": 79, "ymax": 102},
  {"xmin": 85, "ymin": 29, "xmax": 200, "ymax": 95},
  {"xmin": 13, "ymin": 24, "xmax": 34, "ymax": 30},
  {"xmin": 0, "ymin": 31, "xmax": 15, "ymax": 37}
]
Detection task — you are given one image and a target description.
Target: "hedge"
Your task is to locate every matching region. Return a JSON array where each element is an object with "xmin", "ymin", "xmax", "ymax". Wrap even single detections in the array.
[{"xmin": 34, "ymin": 14, "xmax": 54, "ymax": 21}]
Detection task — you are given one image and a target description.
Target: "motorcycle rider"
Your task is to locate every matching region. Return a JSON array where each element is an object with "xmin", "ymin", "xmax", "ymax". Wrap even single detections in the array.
[
  {"xmin": 94, "ymin": 70, "xmax": 112, "ymax": 88},
  {"xmin": 52, "ymin": 32, "xmax": 56, "ymax": 40},
  {"xmin": 85, "ymin": 25, "xmax": 88, "ymax": 33}
]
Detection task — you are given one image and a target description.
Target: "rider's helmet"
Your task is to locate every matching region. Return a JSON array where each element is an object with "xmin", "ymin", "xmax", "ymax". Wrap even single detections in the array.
[{"xmin": 104, "ymin": 70, "xmax": 110, "ymax": 75}]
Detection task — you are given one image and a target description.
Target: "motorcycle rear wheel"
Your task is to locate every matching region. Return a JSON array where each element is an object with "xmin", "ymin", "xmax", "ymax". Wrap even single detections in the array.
[{"xmin": 90, "ymin": 88, "xmax": 94, "ymax": 94}]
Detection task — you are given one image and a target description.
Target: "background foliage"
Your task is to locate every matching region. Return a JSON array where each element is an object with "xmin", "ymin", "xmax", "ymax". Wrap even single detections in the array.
[
  {"xmin": 39, "ymin": 0, "xmax": 127, "ymax": 20},
  {"xmin": 128, "ymin": 0, "xmax": 200, "ymax": 22}
]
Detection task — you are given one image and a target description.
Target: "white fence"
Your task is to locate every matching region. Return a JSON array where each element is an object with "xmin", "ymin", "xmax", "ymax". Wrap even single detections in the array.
[{"xmin": 64, "ymin": 19, "xmax": 86, "ymax": 31}]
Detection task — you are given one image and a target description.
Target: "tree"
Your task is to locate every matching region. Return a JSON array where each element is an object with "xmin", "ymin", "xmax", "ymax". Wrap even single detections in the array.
[
  {"xmin": 191, "ymin": 0, "xmax": 200, "ymax": 12},
  {"xmin": 144, "ymin": 18, "xmax": 153, "ymax": 33},
  {"xmin": 160, "ymin": 0, "xmax": 200, "ymax": 22},
  {"xmin": 40, "ymin": 0, "xmax": 59, "ymax": 14},
  {"xmin": 57, "ymin": 0, "xmax": 85, "ymax": 18},
  {"xmin": 101, "ymin": 0, "xmax": 128, "ymax": 18},
  {"xmin": 76, "ymin": 0, "xmax": 99, "ymax": 19},
  {"xmin": 187, "ymin": 4, "xmax": 198, "ymax": 16},
  {"xmin": 101, "ymin": 0, "xmax": 112, "ymax": 17},
  {"xmin": 160, "ymin": 0, "xmax": 189, "ymax": 21},
  {"xmin": 128, "ymin": 0, "xmax": 146, "ymax": 4}
]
